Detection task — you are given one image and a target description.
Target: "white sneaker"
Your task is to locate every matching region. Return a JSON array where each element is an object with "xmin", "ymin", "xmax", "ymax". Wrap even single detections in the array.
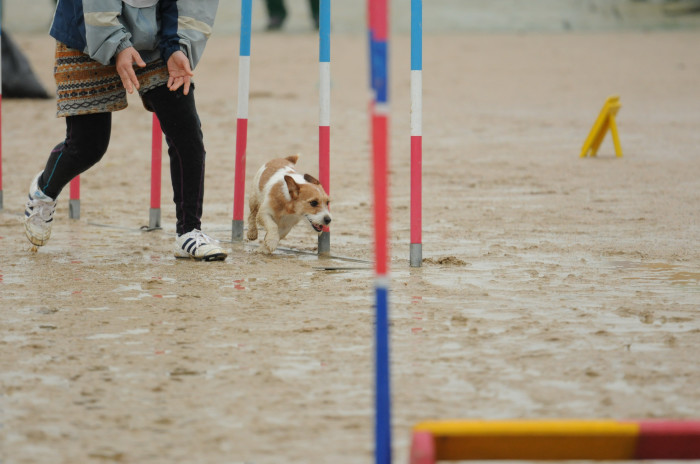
[
  {"xmin": 24, "ymin": 172, "xmax": 57, "ymax": 247},
  {"xmin": 174, "ymin": 229, "xmax": 227, "ymax": 261}
]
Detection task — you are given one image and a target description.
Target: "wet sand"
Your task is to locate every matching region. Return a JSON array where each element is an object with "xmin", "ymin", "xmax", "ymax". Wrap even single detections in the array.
[{"xmin": 1, "ymin": 31, "xmax": 700, "ymax": 463}]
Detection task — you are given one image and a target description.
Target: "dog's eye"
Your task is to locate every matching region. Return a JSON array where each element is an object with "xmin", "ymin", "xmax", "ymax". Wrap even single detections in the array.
[{"xmin": 309, "ymin": 200, "xmax": 319, "ymax": 207}]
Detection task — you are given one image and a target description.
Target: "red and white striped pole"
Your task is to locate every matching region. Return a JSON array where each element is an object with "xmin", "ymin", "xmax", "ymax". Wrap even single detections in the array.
[
  {"xmin": 69, "ymin": 176, "xmax": 80, "ymax": 218},
  {"xmin": 410, "ymin": 0, "xmax": 422, "ymax": 267},
  {"xmin": 318, "ymin": 0, "xmax": 331, "ymax": 255},
  {"xmin": 369, "ymin": 0, "xmax": 392, "ymax": 462},
  {"xmin": 232, "ymin": 0, "xmax": 252, "ymax": 242},
  {"xmin": 149, "ymin": 113, "xmax": 162, "ymax": 229}
]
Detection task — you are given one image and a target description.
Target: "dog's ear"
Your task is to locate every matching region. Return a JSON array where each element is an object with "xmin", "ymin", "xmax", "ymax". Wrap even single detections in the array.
[
  {"xmin": 284, "ymin": 175, "xmax": 300, "ymax": 199},
  {"xmin": 303, "ymin": 173, "xmax": 321, "ymax": 185}
]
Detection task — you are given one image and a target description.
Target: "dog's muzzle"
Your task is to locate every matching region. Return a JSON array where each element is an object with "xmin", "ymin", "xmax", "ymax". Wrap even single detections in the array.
[{"xmin": 307, "ymin": 215, "xmax": 331, "ymax": 233}]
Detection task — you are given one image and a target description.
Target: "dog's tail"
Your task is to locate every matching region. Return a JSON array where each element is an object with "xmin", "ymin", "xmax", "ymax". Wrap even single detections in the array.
[{"xmin": 285, "ymin": 154, "xmax": 300, "ymax": 165}]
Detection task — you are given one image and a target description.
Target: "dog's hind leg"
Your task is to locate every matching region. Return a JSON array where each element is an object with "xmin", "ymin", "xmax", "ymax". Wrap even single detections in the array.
[{"xmin": 247, "ymin": 196, "xmax": 260, "ymax": 241}]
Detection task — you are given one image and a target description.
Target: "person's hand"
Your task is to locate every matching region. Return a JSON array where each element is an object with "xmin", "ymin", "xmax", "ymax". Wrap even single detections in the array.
[
  {"xmin": 167, "ymin": 51, "xmax": 194, "ymax": 95},
  {"xmin": 116, "ymin": 46, "xmax": 146, "ymax": 94}
]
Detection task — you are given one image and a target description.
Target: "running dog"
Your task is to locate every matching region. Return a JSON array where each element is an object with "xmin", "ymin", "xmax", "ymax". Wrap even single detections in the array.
[{"xmin": 247, "ymin": 155, "xmax": 331, "ymax": 253}]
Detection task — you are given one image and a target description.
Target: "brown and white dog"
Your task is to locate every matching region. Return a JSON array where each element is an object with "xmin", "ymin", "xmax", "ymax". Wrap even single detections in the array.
[{"xmin": 247, "ymin": 155, "xmax": 331, "ymax": 253}]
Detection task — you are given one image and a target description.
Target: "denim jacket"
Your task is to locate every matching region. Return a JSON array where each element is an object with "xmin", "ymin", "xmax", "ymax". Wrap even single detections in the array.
[{"xmin": 50, "ymin": 0, "xmax": 218, "ymax": 69}]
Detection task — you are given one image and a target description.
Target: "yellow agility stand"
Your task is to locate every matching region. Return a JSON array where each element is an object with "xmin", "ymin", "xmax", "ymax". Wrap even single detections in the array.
[
  {"xmin": 409, "ymin": 419, "xmax": 700, "ymax": 463},
  {"xmin": 580, "ymin": 95, "xmax": 623, "ymax": 158}
]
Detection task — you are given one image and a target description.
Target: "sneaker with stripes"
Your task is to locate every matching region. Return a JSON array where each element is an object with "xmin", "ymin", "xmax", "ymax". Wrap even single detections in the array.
[
  {"xmin": 174, "ymin": 229, "xmax": 227, "ymax": 261},
  {"xmin": 24, "ymin": 172, "xmax": 57, "ymax": 247}
]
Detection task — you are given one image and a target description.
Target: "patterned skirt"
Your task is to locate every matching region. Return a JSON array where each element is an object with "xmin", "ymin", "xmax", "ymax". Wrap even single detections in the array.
[{"xmin": 54, "ymin": 41, "xmax": 169, "ymax": 117}]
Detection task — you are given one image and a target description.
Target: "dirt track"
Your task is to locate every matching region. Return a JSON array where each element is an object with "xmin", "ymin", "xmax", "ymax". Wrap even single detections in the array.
[{"xmin": 1, "ymin": 30, "xmax": 700, "ymax": 463}]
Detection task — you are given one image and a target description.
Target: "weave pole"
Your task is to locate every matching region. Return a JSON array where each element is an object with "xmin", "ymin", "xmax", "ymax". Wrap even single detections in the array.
[
  {"xmin": 409, "ymin": 0, "xmax": 422, "ymax": 267},
  {"xmin": 69, "ymin": 177, "xmax": 80, "ymax": 218},
  {"xmin": 149, "ymin": 113, "xmax": 163, "ymax": 229},
  {"xmin": 369, "ymin": 0, "xmax": 391, "ymax": 462},
  {"xmin": 0, "ymin": 22, "xmax": 3, "ymax": 210},
  {"xmin": 232, "ymin": 0, "xmax": 252, "ymax": 242},
  {"xmin": 317, "ymin": 0, "xmax": 331, "ymax": 255}
]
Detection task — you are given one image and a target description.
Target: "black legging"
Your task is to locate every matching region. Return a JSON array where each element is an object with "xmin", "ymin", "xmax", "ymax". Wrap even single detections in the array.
[
  {"xmin": 265, "ymin": 0, "xmax": 319, "ymax": 21},
  {"xmin": 39, "ymin": 84, "xmax": 206, "ymax": 235}
]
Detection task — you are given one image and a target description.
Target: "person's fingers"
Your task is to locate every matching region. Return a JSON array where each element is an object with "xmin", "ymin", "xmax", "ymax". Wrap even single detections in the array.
[
  {"xmin": 166, "ymin": 51, "xmax": 194, "ymax": 93},
  {"xmin": 134, "ymin": 54, "xmax": 146, "ymax": 68},
  {"xmin": 169, "ymin": 76, "xmax": 183, "ymax": 92},
  {"xmin": 129, "ymin": 50, "xmax": 144, "ymax": 90},
  {"xmin": 182, "ymin": 61, "xmax": 194, "ymax": 77},
  {"xmin": 174, "ymin": 52, "xmax": 194, "ymax": 76},
  {"xmin": 130, "ymin": 69, "xmax": 140, "ymax": 91},
  {"xmin": 118, "ymin": 67, "xmax": 134, "ymax": 94},
  {"xmin": 116, "ymin": 47, "xmax": 147, "ymax": 93}
]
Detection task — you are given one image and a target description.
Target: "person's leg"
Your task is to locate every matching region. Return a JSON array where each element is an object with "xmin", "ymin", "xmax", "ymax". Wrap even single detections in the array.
[
  {"xmin": 265, "ymin": 0, "xmax": 287, "ymax": 30},
  {"xmin": 25, "ymin": 112, "xmax": 111, "ymax": 246},
  {"xmin": 141, "ymin": 85, "xmax": 226, "ymax": 261},
  {"xmin": 309, "ymin": 0, "xmax": 320, "ymax": 29},
  {"xmin": 39, "ymin": 112, "xmax": 112, "ymax": 199},
  {"xmin": 141, "ymin": 85, "xmax": 205, "ymax": 236},
  {"xmin": 26, "ymin": 41, "xmax": 121, "ymax": 247}
]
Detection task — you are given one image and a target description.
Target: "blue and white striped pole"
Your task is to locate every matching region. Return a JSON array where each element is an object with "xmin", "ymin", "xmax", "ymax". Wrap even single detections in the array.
[
  {"xmin": 232, "ymin": 0, "xmax": 252, "ymax": 242},
  {"xmin": 318, "ymin": 0, "xmax": 331, "ymax": 255},
  {"xmin": 369, "ymin": 1, "xmax": 391, "ymax": 462},
  {"xmin": 409, "ymin": 0, "xmax": 422, "ymax": 267}
]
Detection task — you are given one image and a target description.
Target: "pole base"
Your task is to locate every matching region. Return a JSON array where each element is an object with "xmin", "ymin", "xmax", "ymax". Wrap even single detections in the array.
[
  {"xmin": 410, "ymin": 243, "xmax": 422, "ymax": 267},
  {"xmin": 149, "ymin": 208, "xmax": 161, "ymax": 230},
  {"xmin": 69, "ymin": 199, "xmax": 80, "ymax": 219},
  {"xmin": 232, "ymin": 219, "xmax": 244, "ymax": 242},
  {"xmin": 318, "ymin": 231, "xmax": 331, "ymax": 256}
]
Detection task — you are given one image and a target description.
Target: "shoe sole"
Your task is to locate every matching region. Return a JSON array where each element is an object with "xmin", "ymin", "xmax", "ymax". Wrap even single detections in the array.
[
  {"xmin": 26, "ymin": 236, "xmax": 49, "ymax": 247},
  {"xmin": 175, "ymin": 252, "xmax": 227, "ymax": 262},
  {"xmin": 24, "ymin": 226, "xmax": 50, "ymax": 247}
]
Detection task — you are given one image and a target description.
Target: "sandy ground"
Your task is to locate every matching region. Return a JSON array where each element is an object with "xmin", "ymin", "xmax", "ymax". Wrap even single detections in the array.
[{"xmin": 1, "ymin": 28, "xmax": 700, "ymax": 464}]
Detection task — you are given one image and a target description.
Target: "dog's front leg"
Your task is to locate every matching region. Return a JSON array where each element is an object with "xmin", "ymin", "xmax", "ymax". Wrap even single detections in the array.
[
  {"xmin": 247, "ymin": 197, "xmax": 260, "ymax": 241},
  {"xmin": 258, "ymin": 213, "xmax": 280, "ymax": 254},
  {"xmin": 278, "ymin": 218, "xmax": 299, "ymax": 241}
]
